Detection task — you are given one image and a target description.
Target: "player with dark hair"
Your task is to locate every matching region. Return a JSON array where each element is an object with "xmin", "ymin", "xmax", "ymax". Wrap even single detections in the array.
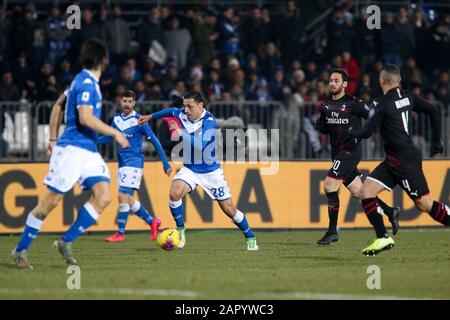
[
  {"xmin": 11, "ymin": 39, "xmax": 130, "ymax": 269},
  {"xmin": 98, "ymin": 90, "xmax": 171, "ymax": 242},
  {"xmin": 350, "ymin": 64, "xmax": 448, "ymax": 255},
  {"xmin": 139, "ymin": 91, "xmax": 259, "ymax": 251},
  {"xmin": 314, "ymin": 68, "xmax": 400, "ymax": 245}
]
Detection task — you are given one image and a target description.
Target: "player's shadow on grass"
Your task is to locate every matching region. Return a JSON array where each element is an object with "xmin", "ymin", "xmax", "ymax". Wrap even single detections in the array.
[
  {"xmin": 279, "ymin": 256, "xmax": 342, "ymax": 261},
  {"xmin": 0, "ymin": 262, "xmax": 63, "ymax": 270},
  {"xmin": 0, "ymin": 262, "xmax": 18, "ymax": 270},
  {"xmin": 264, "ymin": 242, "xmax": 313, "ymax": 246}
]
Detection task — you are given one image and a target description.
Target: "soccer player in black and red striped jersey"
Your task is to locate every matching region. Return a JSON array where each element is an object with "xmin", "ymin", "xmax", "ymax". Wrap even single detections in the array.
[
  {"xmin": 350, "ymin": 64, "xmax": 447, "ymax": 256},
  {"xmin": 314, "ymin": 69, "xmax": 400, "ymax": 245}
]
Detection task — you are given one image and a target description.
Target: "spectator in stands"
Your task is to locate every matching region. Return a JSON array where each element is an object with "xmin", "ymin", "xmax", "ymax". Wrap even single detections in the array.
[
  {"xmin": 46, "ymin": 6, "xmax": 71, "ymax": 68},
  {"xmin": 161, "ymin": 65, "xmax": 179, "ymax": 95},
  {"xmin": 327, "ymin": 9, "xmax": 354, "ymax": 58},
  {"xmin": 28, "ymin": 26, "xmax": 47, "ymax": 68},
  {"xmin": 217, "ymin": 6, "xmax": 240, "ymax": 58},
  {"xmin": 0, "ymin": 71, "xmax": 20, "ymax": 101},
  {"xmin": 147, "ymin": 83, "xmax": 164, "ymax": 100},
  {"xmin": 0, "ymin": 6, "xmax": 7, "ymax": 68},
  {"xmin": 106, "ymin": 5, "xmax": 131, "ymax": 66},
  {"xmin": 290, "ymin": 69, "xmax": 306, "ymax": 88},
  {"xmin": 241, "ymin": 6, "xmax": 268, "ymax": 56},
  {"xmin": 402, "ymin": 57, "xmax": 430, "ymax": 91},
  {"xmin": 169, "ymin": 80, "xmax": 186, "ymax": 100},
  {"xmin": 244, "ymin": 54, "xmax": 260, "ymax": 76},
  {"xmin": 260, "ymin": 42, "xmax": 282, "ymax": 79},
  {"xmin": 270, "ymin": 67, "xmax": 286, "ymax": 101},
  {"xmin": 71, "ymin": 6, "xmax": 99, "ymax": 56},
  {"xmin": 206, "ymin": 70, "xmax": 224, "ymax": 101},
  {"xmin": 411, "ymin": 9, "xmax": 429, "ymax": 64},
  {"xmin": 355, "ymin": 8, "xmax": 378, "ymax": 72},
  {"xmin": 380, "ymin": 12, "xmax": 404, "ymax": 68},
  {"xmin": 126, "ymin": 58, "xmax": 141, "ymax": 81},
  {"xmin": 275, "ymin": 0, "xmax": 305, "ymax": 63},
  {"xmin": 396, "ymin": 6, "xmax": 415, "ymax": 61},
  {"xmin": 134, "ymin": 81, "xmax": 147, "ymax": 103},
  {"xmin": 115, "ymin": 65, "xmax": 134, "ymax": 90},
  {"xmin": 137, "ymin": 6, "xmax": 164, "ymax": 61},
  {"xmin": 426, "ymin": 21, "xmax": 450, "ymax": 72},
  {"xmin": 357, "ymin": 73, "xmax": 372, "ymax": 96},
  {"xmin": 42, "ymin": 74, "xmax": 60, "ymax": 101},
  {"xmin": 342, "ymin": 51, "xmax": 360, "ymax": 95},
  {"xmin": 55, "ymin": 58, "xmax": 74, "ymax": 88},
  {"xmin": 192, "ymin": 10, "xmax": 218, "ymax": 66},
  {"xmin": 36, "ymin": 61, "xmax": 53, "ymax": 95},
  {"xmin": 305, "ymin": 61, "xmax": 319, "ymax": 81},
  {"xmin": 96, "ymin": 5, "xmax": 109, "ymax": 44},
  {"xmin": 13, "ymin": 52, "xmax": 36, "ymax": 101},
  {"xmin": 163, "ymin": 16, "xmax": 192, "ymax": 71},
  {"xmin": 435, "ymin": 71, "xmax": 450, "ymax": 93},
  {"xmin": 436, "ymin": 86, "xmax": 450, "ymax": 110},
  {"xmin": 272, "ymin": 85, "xmax": 301, "ymax": 159}
]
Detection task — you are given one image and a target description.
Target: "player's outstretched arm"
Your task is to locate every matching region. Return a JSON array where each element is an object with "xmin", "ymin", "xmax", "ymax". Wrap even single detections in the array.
[
  {"xmin": 138, "ymin": 108, "xmax": 180, "ymax": 125},
  {"xmin": 349, "ymin": 102, "xmax": 384, "ymax": 139},
  {"xmin": 413, "ymin": 95, "xmax": 443, "ymax": 156},
  {"xmin": 78, "ymin": 106, "xmax": 129, "ymax": 148},
  {"xmin": 142, "ymin": 123, "xmax": 172, "ymax": 176},
  {"xmin": 48, "ymin": 92, "xmax": 67, "ymax": 157}
]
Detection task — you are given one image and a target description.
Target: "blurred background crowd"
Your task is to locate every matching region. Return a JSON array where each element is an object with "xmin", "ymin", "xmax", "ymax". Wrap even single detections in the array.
[{"xmin": 0, "ymin": 0, "xmax": 449, "ymax": 160}]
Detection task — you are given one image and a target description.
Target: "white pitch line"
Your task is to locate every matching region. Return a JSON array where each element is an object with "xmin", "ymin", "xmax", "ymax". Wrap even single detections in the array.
[
  {"xmin": 258, "ymin": 291, "xmax": 438, "ymax": 300},
  {"xmin": 0, "ymin": 288, "xmax": 201, "ymax": 298}
]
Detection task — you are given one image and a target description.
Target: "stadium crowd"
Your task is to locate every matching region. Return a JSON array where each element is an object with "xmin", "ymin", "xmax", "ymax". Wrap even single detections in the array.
[{"xmin": 0, "ymin": 1, "xmax": 449, "ymax": 159}]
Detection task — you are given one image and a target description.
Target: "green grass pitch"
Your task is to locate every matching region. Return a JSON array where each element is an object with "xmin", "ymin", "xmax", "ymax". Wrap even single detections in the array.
[{"xmin": 1, "ymin": 229, "xmax": 449, "ymax": 299}]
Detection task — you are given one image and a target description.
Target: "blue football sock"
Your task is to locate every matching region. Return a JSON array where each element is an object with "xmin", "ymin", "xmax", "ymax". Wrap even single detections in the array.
[
  {"xmin": 131, "ymin": 201, "xmax": 153, "ymax": 225},
  {"xmin": 16, "ymin": 213, "xmax": 43, "ymax": 252},
  {"xmin": 169, "ymin": 199, "xmax": 185, "ymax": 228},
  {"xmin": 233, "ymin": 210, "xmax": 255, "ymax": 238},
  {"xmin": 117, "ymin": 203, "xmax": 130, "ymax": 234},
  {"xmin": 62, "ymin": 203, "xmax": 99, "ymax": 243}
]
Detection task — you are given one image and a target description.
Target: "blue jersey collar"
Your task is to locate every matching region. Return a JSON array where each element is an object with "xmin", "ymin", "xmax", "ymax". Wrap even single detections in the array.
[
  {"xmin": 83, "ymin": 69, "xmax": 99, "ymax": 83},
  {"xmin": 120, "ymin": 110, "xmax": 136, "ymax": 120},
  {"xmin": 183, "ymin": 109, "xmax": 206, "ymax": 124}
]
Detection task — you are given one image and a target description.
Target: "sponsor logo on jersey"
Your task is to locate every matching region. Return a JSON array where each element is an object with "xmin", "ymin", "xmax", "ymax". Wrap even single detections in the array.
[{"xmin": 327, "ymin": 111, "xmax": 349, "ymax": 124}]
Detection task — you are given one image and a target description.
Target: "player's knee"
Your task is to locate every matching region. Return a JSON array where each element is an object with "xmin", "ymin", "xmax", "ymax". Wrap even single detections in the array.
[
  {"xmin": 96, "ymin": 192, "xmax": 112, "ymax": 210},
  {"xmin": 118, "ymin": 193, "xmax": 128, "ymax": 204},
  {"xmin": 323, "ymin": 179, "xmax": 338, "ymax": 193},
  {"xmin": 414, "ymin": 198, "xmax": 431, "ymax": 212},
  {"xmin": 359, "ymin": 187, "xmax": 373, "ymax": 200},
  {"xmin": 169, "ymin": 188, "xmax": 183, "ymax": 202},
  {"xmin": 40, "ymin": 193, "xmax": 62, "ymax": 213}
]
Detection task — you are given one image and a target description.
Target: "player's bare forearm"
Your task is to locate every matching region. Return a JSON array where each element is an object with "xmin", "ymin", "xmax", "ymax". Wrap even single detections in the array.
[
  {"xmin": 78, "ymin": 106, "xmax": 117, "ymax": 137},
  {"xmin": 49, "ymin": 93, "xmax": 66, "ymax": 140}
]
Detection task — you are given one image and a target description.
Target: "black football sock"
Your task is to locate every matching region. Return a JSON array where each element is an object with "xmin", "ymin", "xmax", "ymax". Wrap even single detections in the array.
[
  {"xmin": 361, "ymin": 198, "xmax": 388, "ymax": 238},
  {"xmin": 429, "ymin": 201, "xmax": 450, "ymax": 226},
  {"xmin": 376, "ymin": 197, "xmax": 394, "ymax": 221},
  {"xmin": 326, "ymin": 191, "xmax": 339, "ymax": 233}
]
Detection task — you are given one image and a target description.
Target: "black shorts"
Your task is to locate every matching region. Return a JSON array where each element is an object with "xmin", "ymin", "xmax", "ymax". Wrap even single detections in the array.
[
  {"xmin": 327, "ymin": 157, "xmax": 361, "ymax": 188},
  {"xmin": 368, "ymin": 160, "xmax": 430, "ymax": 200}
]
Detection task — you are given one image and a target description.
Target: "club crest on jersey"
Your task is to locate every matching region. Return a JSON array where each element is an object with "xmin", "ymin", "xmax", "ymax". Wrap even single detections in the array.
[{"xmin": 340, "ymin": 104, "xmax": 347, "ymax": 112}]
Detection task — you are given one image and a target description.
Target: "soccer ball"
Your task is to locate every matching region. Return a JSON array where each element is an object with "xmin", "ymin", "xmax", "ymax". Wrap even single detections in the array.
[{"xmin": 157, "ymin": 228, "xmax": 180, "ymax": 251}]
